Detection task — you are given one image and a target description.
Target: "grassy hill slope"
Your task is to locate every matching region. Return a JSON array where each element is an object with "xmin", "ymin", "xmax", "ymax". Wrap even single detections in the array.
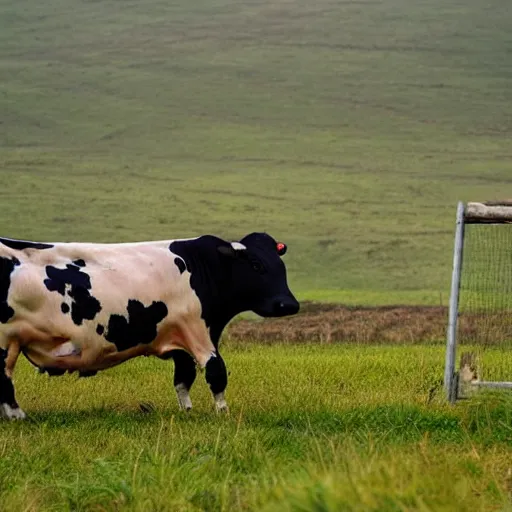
[{"xmin": 1, "ymin": 0, "xmax": 511, "ymax": 304}]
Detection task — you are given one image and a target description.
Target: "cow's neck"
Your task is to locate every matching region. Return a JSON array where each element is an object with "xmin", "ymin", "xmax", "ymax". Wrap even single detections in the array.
[
  {"xmin": 207, "ymin": 302, "xmax": 247, "ymax": 347},
  {"xmin": 169, "ymin": 236, "xmax": 245, "ymax": 346},
  {"xmin": 191, "ymin": 264, "xmax": 245, "ymax": 346}
]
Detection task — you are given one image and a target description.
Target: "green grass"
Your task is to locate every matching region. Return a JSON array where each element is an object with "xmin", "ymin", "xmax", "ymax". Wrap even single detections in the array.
[
  {"xmin": 1, "ymin": 0, "xmax": 512, "ymax": 304},
  {"xmin": 1, "ymin": 344, "xmax": 512, "ymax": 511}
]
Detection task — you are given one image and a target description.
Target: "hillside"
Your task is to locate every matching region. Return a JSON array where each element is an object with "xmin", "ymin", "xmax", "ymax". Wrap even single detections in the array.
[{"xmin": 1, "ymin": 0, "xmax": 511, "ymax": 304}]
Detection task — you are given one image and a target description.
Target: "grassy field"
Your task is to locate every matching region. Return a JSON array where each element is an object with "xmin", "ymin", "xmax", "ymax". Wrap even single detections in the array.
[
  {"xmin": 1, "ymin": 0, "xmax": 512, "ymax": 304},
  {"xmin": 0, "ymin": 344, "xmax": 511, "ymax": 511}
]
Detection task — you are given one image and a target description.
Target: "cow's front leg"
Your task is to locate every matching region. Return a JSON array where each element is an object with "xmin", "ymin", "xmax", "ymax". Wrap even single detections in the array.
[
  {"xmin": 205, "ymin": 351, "xmax": 228, "ymax": 412},
  {"xmin": 0, "ymin": 346, "xmax": 26, "ymax": 420},
  {"xmin": 171, "ymin": 350, "xmax": 196, "ymax": 411}
]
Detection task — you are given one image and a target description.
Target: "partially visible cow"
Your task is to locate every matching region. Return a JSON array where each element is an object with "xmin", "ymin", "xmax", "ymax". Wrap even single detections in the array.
[{"xmin": 0, "ymin": 232, "xmax": 299, "ymax": 419}]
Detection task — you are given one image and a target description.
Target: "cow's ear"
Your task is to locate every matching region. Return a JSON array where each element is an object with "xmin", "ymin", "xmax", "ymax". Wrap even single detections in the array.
[
  {"xmin": 218, "ymin": 242, "xmax": 247, "ymax": 259},
  {"xmin": 277, "ymin": 242, "xmax": 287, "ymax": 256}
]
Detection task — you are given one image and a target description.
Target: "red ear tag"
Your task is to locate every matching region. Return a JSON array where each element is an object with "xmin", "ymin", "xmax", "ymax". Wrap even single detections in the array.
[{"xmin": 277, "ymin": 242, "xmax": 287, "ymax": 255}]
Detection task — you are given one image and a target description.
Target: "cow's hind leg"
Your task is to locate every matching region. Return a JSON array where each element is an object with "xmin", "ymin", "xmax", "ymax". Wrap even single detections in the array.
[
  {"xmin": 171, "ymin": 350, "xmax": 196, "ymax": 411},
  {"xmin": 0, "ymin": 346, "xmax": 26, "ymax": 420},
  {"xmin": 205, "ymin": 351, "xmax": 228, "ymax": 412}
]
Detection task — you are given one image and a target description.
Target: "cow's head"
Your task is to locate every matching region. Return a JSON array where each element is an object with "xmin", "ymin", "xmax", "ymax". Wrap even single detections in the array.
[{"xmin": 218, "ymin": 232, "xmax": 300, "ymax": 317}]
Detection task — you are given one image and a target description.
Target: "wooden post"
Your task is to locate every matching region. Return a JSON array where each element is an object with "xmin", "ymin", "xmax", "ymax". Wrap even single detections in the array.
[{"xmin": 465, "ymin": 202, "xmax": 512, "ymax": 224}]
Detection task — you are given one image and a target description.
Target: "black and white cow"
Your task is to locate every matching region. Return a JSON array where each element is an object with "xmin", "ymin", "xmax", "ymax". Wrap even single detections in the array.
[{"xmin": 0, "ymin": 232, "xmax": 299, "ymax": 419}]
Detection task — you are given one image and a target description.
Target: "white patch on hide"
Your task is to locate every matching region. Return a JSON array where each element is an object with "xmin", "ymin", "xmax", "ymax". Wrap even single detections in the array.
[
  {"xmin": 0, "ymin": 403, "xmax": 26, "ymax": 420},
  {"xmin": 231, "ymin": 242, "xmax": 246, "ymax": 251},
  {"xmin": 51, "ymin": 341, "xmax": 81, "ymax": 358},
  {"xmin": 175, "ymin": 383, "xmax": 193, "ymax": 410}
]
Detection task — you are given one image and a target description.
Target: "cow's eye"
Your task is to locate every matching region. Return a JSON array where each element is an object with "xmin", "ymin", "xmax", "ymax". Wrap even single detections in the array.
[{"xmin": 251, "ymin": 261, "xmax": 264, "ymax": 273}]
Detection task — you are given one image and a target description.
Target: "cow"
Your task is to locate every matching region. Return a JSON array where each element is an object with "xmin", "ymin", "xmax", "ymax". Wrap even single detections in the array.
[{"xmin": 0, "ymin": 232, "xmax": 299, "ymax": 419}]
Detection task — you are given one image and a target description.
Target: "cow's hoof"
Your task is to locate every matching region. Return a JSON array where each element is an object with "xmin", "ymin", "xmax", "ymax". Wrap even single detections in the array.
[
  {"xmin": 175, "ymin": 383, "xmax": 193, "ymax": 411},
  {"xmin": 213, "ymin": 392, "xmax": 228, "ymax": 413},
  {"xmin": 215, "ymin": 403, "xmax": 229, "ymax": 414},
  {"xmin": 0, "ymin": 403, "xmax": 26, "ymax": 420}
]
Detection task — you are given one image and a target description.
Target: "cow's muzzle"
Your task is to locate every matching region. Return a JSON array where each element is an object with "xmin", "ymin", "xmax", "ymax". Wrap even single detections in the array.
[
  {"xmin": 273, "ymin": 298, "xmax": 300, "ymax": 316},
  {"xmin": 254, "ymin": 296, "xmax": 300, "ymax": 318}
]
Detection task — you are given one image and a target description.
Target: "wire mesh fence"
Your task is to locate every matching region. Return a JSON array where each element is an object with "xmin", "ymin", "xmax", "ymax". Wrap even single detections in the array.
[{"xmin": 458, "ymin": 223, "xmax": 512, "ymax": 348}]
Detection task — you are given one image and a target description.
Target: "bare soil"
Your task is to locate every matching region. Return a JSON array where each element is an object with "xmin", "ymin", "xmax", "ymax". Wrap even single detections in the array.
[{"xmin": 226, "ymin": 302, "xmax": 449, "ymax": 344}]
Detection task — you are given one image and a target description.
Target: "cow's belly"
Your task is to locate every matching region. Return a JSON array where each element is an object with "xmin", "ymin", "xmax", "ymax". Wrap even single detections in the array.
[
  {"xmin": 20, "ymin": 331, "xmax": 117, "ymax": 372},
  {"xmin": 18, "ymin": 320, "xmax": 187, "ymax": 374}
]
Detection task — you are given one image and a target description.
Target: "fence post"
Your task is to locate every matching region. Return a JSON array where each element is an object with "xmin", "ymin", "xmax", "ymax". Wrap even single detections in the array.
[{"xmin": 444, "ymin": 201, "xmax": 465, "ymax": 403}]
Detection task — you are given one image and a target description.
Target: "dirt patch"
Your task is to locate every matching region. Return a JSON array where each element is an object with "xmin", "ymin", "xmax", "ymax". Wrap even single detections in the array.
[
  {"xmin": 226, "ymin": 302, "xmax": 512, "ymax": 345},
  {"xmin": 226, "ymin": 302, "xmax": 449, "ymax": 344}
]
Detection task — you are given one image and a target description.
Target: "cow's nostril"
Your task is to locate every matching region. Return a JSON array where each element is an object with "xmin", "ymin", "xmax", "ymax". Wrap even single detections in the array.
[
  {"xmin": 273, "ymin": 300, "xmax": 300, "ymax": 316},
  {"xmin": 274, "ymin": 301, "xmax": 286, "ymax": 313}
]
